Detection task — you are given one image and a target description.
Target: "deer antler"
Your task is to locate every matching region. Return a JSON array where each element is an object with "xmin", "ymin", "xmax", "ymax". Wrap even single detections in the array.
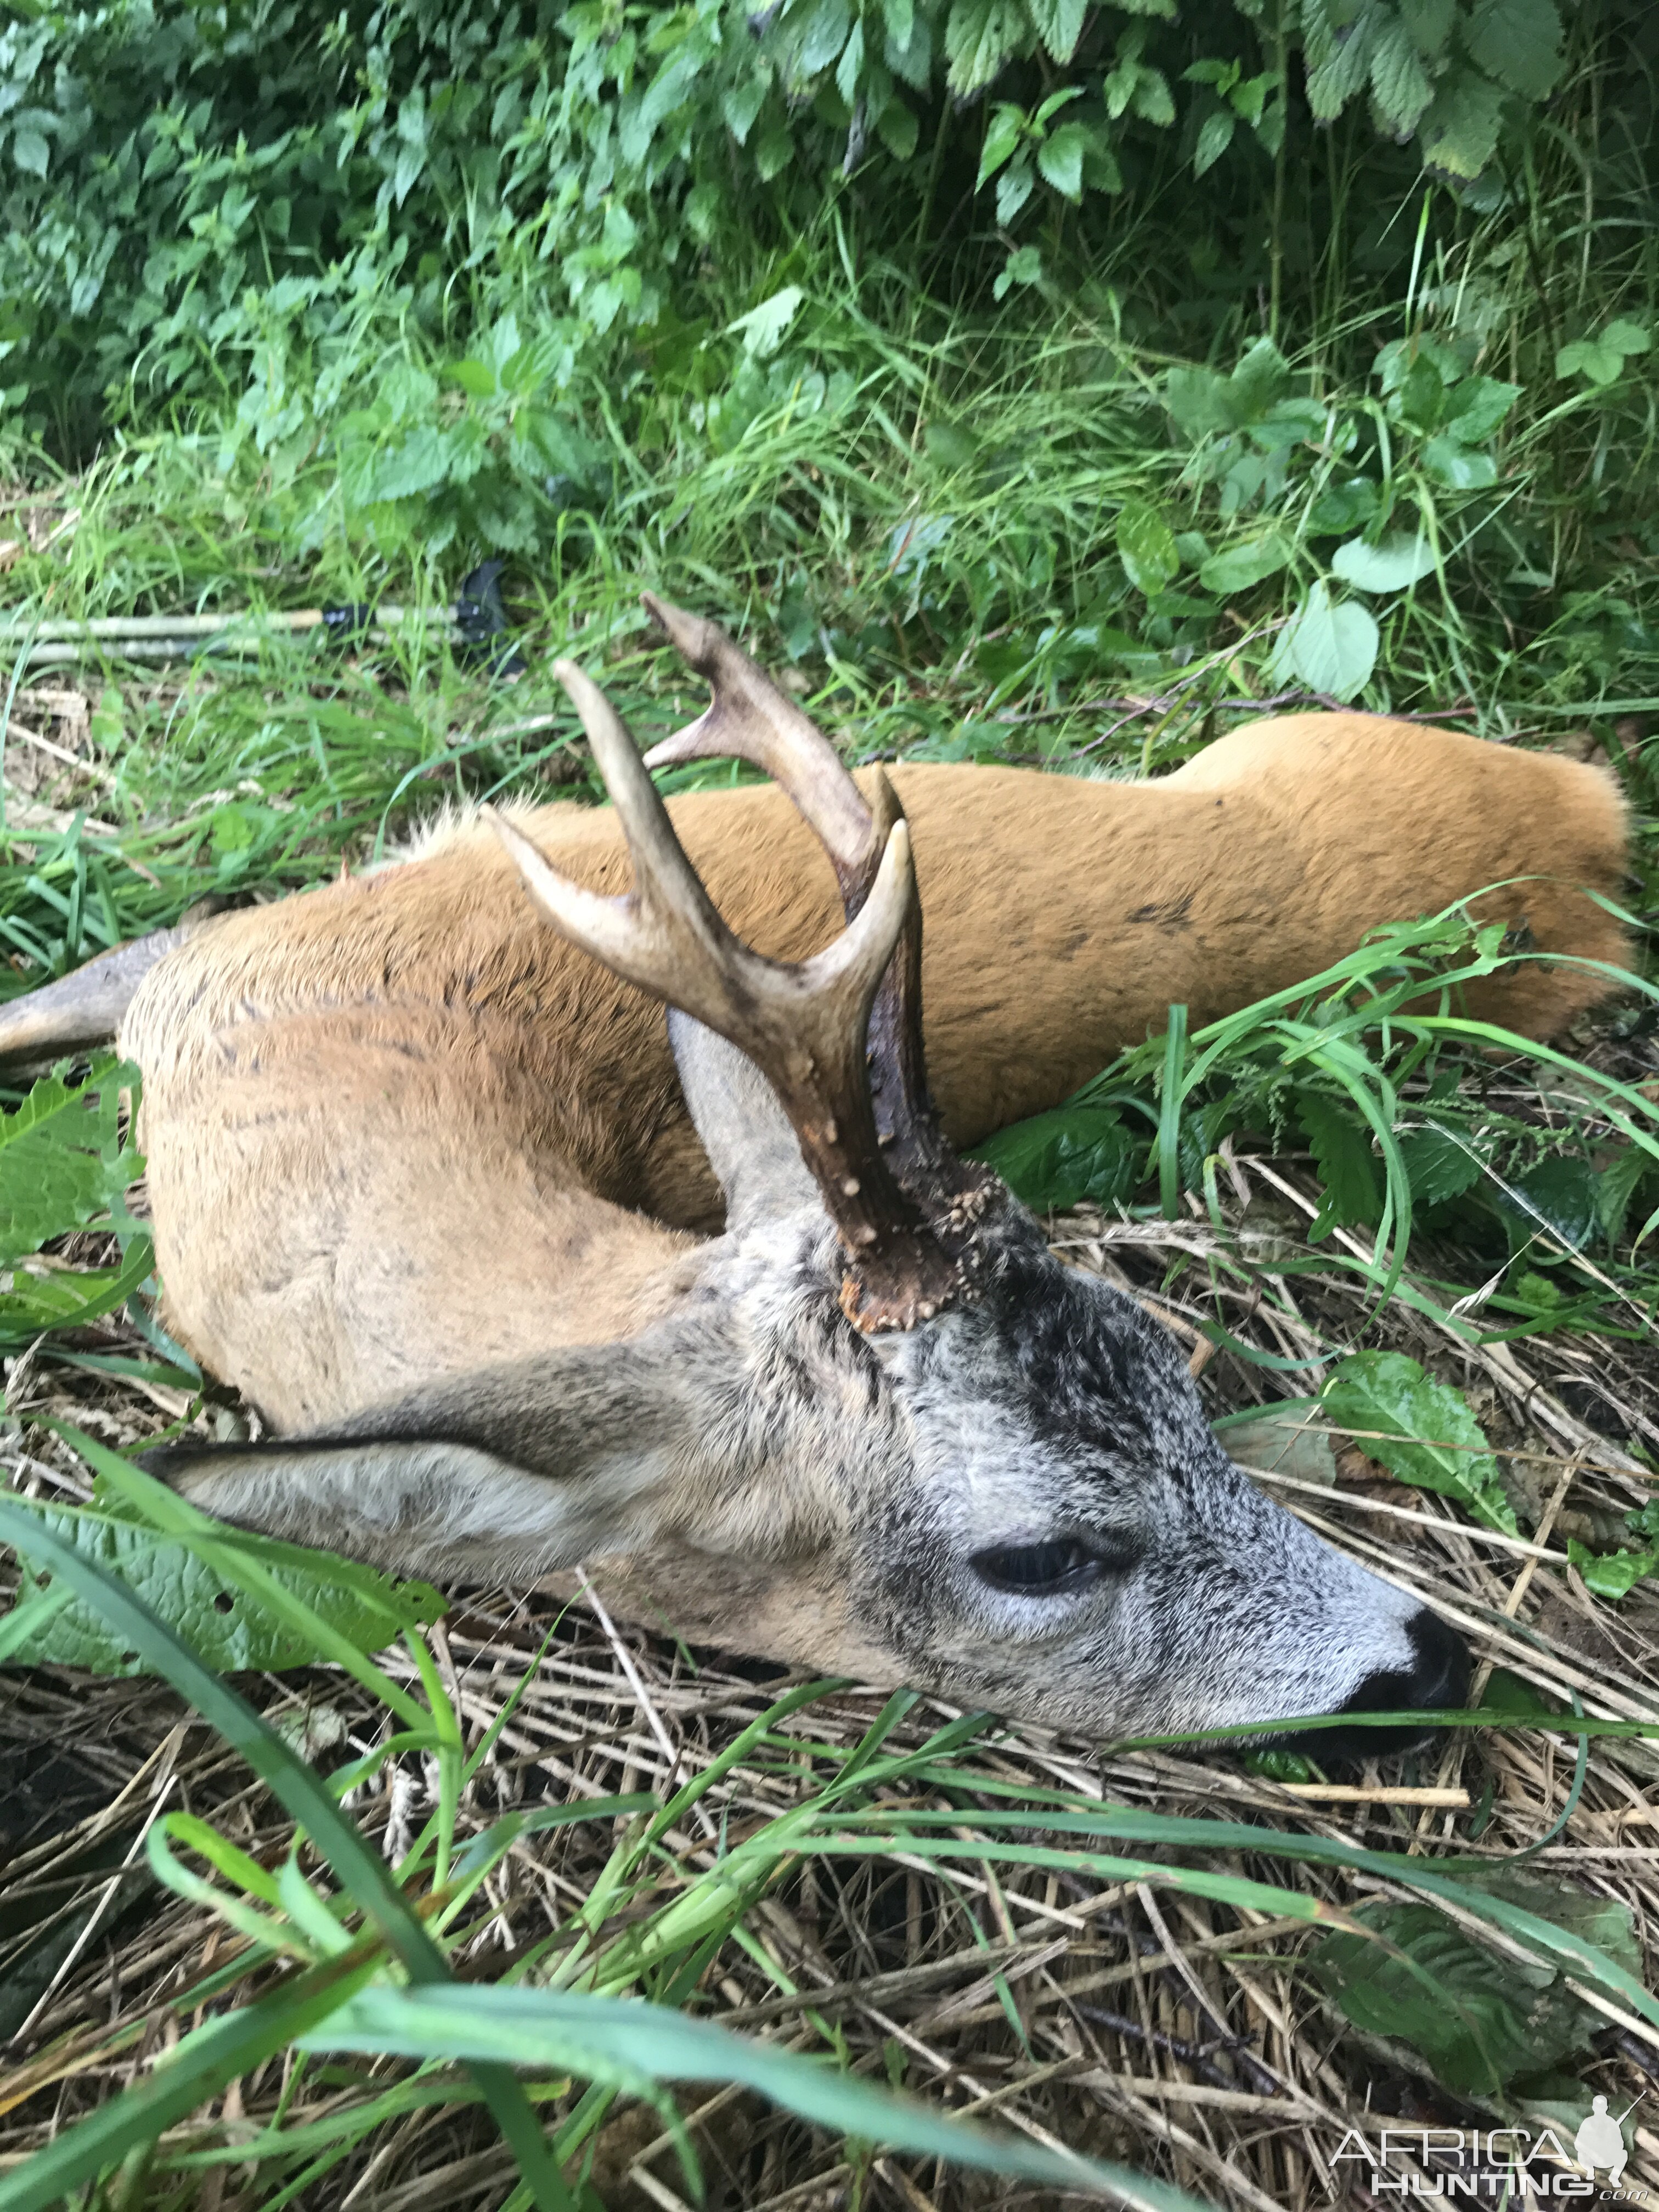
[
  {"xmin": 488, "ymin": 657, "xmax": 974, "ymax": 1328},
  {"xmin": 640, "ymin": 593, "xmax": 875, "ymax": 890},
  {"xmin": 640, "ymin": 596, "xmax": 994, "ymax": 1257}
]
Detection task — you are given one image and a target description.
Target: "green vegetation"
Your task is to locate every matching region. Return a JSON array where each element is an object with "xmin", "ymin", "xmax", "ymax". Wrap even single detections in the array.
[{"xmin": 1, "ymin": 0, "xmax": 1657, "ymax": 2204}]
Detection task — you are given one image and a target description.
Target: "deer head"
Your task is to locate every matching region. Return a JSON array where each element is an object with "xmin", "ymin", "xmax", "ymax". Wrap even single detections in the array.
[{"xmin": 151, "ymin": 600, "xmax": 1468, "ymax": 1748}]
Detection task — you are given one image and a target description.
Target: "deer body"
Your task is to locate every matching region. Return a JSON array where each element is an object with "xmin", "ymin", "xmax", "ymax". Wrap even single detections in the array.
[
  {"xmin": 21, "ymin": 602, "xmax": 1630, "ymax": 1738},
  {"xmin": 122, "ymin": 716, "xmax": 1625, "ymax": 1434}
]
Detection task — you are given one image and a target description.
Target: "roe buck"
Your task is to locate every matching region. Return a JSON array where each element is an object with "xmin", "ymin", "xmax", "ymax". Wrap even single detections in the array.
[{"xmin": 73, "ymin": 600, "xmax": 1506, "ymax": 1746}]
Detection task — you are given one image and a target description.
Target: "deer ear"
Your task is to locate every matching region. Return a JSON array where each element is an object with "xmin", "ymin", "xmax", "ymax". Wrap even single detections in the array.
[
  {"xmin": 668, "ymin": 1008, "xmax": 823, "ymax": 1237},
  {"xmin": 145, "ymin": 1316, "xmax": 753, "ymax": 1583}
]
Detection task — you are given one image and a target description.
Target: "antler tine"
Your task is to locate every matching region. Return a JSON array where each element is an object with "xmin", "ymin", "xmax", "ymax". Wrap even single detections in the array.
[
  {"xmin": 639, "ymin": 593, "xmax": 874, "ymax": 887},
  {"xmin": 488, "ymin": 658, "xmax": 964, "ymax": 1327}
]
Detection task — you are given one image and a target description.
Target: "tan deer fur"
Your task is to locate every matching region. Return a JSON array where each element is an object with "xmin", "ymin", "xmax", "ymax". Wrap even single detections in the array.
[{"xmin": 116, "ymin": 709, "xmax": 1628, "ymax": 1437}]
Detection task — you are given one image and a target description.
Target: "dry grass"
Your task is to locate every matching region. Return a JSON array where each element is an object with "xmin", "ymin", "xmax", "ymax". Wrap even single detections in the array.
[{"xmin": 3, "ymin": 1163, "xmax": 1657, "ymax": 2211}]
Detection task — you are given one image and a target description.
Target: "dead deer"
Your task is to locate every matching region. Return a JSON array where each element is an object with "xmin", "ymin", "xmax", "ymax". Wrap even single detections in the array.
[
  {"xmin": 0, "ymin": 619, "xmax": 1628, "ymax": 1284},
  {"xmin": 75, "ymin": 605, "xmax": 1499, "ymax": 1747}
]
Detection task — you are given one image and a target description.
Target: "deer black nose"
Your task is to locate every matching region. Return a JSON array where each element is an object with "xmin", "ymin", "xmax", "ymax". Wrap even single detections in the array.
[
  {"xmin": 1340, "ymin": 1605, "xmax": 1471, "ymax": 1725},
  {"xmin": 1265, "ymin": 1607, "xmax": 1471, "ymax": 1767}
]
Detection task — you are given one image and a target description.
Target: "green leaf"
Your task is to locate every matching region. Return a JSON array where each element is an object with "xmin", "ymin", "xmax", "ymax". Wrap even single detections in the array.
[
  {"xmin": 0, "ymin": 1058, "xmax": 142, "ymax": 1266},
  {"xmin": 1026, "ymin": 0, "xmax": 1085, "ymax": 63},
  {"xmin": 1322, "ymin": 1350, "xmax": 1517, "ymax": 1534},
  {"xmin": 1311, "ymin": 1866, "xmax": 1638, "ymax": 2095},
  {"xmin": 1226, "ymin": 335, "xmax": 1292, "ymax": 421},
  {"xmin": 12, "ymin": 126, "xmax": 49, "ymax": 177},
  {"xmin": 0, "ymin": 1234, "xmax": 156, "ymax": 1350},
  {"xmin": 1223, "ymin": 1408, "xmax": 1339, "ymax": 1489},
  {"xmin": 1299, "ymin": 1091, "xmax": 1381, "ymax": 1238},
  {"xmin": 1400, "ymin": 0, "xmax": 1455, "ymax": 57},
  {"xmin": 1567, "ymin": 1538, "xmax": 1657, "ymax": 1602},
  {"xmin": 1368, "ymin": 16, "xmax": 1434, "ymax": 136},
  {"xmin": 1163, "ymin": 365, "xmax": 1230, "ymax": 442},
  {"xmin": 726, "ymin": 285, "xmax": 804, "ymax": 359},
  {"xmin": 1555, "ymin": 337, "xmax": 1626, "ymax": 387},
  {"xmin": 995, "ymin": 152, "xmax": 1035, "ymax": 223},
  {"xmin": 1036, "ymin": 121, "xmax": 1087, "ymax": 201},
  {"xmin": 1419, "ymin": 67, "xmax": 1506, "ymax": 177},
  {"xmin": 976, "ymin": 102, "xmax": 1024, "ymax": 185},
  {"xmin": 992, "ymin": 244, "xmax": 1042, "ymax": 300},
  {"xmin": 1192, "ymin": 108, "xmax": 1234, "ymax": 177},
  {"xmin": 1601, "ymin": 319, "xmax": 1651, "ymax": 357},
  {"xmin": 1441, "ymin": 374, "xmax": 1520, "ymax": 441},
  {"xmin": 944, "ymin": 0, "xmax": 1023, "ymax": 97},
  {"xmin": 1270, "ymin": 581, "xmax": 1378, "ymax": 701},
  {"xmin": 1500, "ymin": 1153, "xmax": 1599, "ymax": 1252},
  {"xmin": 1197, "ymin": 536, "xmax": 1289, "ymax": 595},
  {"xmin": 6, "ymin": 1491, "xmax": 444, "ymax": 1675},
  {"xmin": 1397, "ymin": 1124, "xmax": 1483, "ymax": 1207},
  {"xmin": 876, "ymin": 98, "xmax": 919, "ymax": 157},
  {"xmin": 448, "ymin": 357, "xmax": 498, "ymax": 399},
  {"xmin": 1463, "ymin": 0, "xmax": 1565, "ymax": 101},
  {"xmin": 1115, "ymin": 499, "xmax": 1179, "ymax": 596},
  {"xmin": 367, "ymin": 424, "xmax": 460, "ymax": 504},
  {"xmin": 1330, "ymin": 532, "xmax": 1437, "ymax": 594},
  {"xmin": 971, "ymin": 1103, "xmax": 1140, "ymax": 1213},
  {"xmin": 1420, "ymin": 436, "xmax": 1498, "ymax": 489},
  {"xmin": 1305, "ymin": 0, "xmax": 1379, "ymax": 121}
]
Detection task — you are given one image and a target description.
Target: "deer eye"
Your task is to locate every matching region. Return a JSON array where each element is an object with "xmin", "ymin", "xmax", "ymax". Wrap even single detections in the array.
[{"xmin": 970, "ymin": 1539, "xmax": 1108, "ymax": 1596}]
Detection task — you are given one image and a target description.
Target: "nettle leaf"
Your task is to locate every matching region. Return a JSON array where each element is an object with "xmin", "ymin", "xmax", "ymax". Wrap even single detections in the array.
[
  {"xmin": 8, "ymin": 1497, "xmax": 445, "ymax": 1675},
  {"xmin": 0, "ymin": 1058, "xmax": 142, "ymax": 1266},
  {"xmin": 1198, "ymin": 535, "xmax": 1289, "ymax": 595},
  {"xmin": 366, "ymin": 423, "xmax": 460, "ymax": 504},
  {"xmin": 1036, "ymin": 121, "xmax": 1087, "ymax": 201},
  {"xmin": 1299, "ymin": 1092, "xmax": 1382, "ymax": 1239},
  {"xmin": 1115, "ymin": 499, "xmax": 1178, "ymax": 596},
  {"xmin": 992, "ymin": 244, "xmax": 1042, "ymax": 300},
  {"xmin": 1499, "ymin": 1153, "xmax": 1599, "ymax": 1253},
  {"xmin": 1397, "ymin": 1124, "xmax": 1484, "ymax": 1207},
  {"xmin": 972, "ymin": 1102, "xmax": 1141, "ymax": 1214},
  {"xmin": 1311, "ymin": 1868, "xmax": 1638, "ymax": 2096},
  {"xmin": 1192, "ymin": 108, "xmax": 1234, "ymax": 176},
  {"xmin": 996, "ymin": 154, "xmax": 1035, "ymax": 224},
  {"xmin": 1322, "ymin": 1350, "xmax": 1518, "ymax": 1534},
  {"xmin": 1463, "ymin": 0, "xmax": 1566, "ymax": 102},
  {"xmin": 1330, "ymin": 532, "xmax": 1437, "ymax": 594},
  {"xmin": 1026, "ymin": 0, "xmax": 1085, "ymax": 64},
  {"xmin": 1269, "ymin": 581, "xmax": 1378, "ymax": 701},
  {"xmin": 976, "ymin": 102, "xmax": 1024, "ymax": 185}
]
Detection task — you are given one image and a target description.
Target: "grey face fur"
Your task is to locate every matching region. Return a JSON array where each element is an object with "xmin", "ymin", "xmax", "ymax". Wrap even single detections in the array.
[{"xmin": 157, "ymin": 1018, "xmax": 1460, "ymax": 1744}]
